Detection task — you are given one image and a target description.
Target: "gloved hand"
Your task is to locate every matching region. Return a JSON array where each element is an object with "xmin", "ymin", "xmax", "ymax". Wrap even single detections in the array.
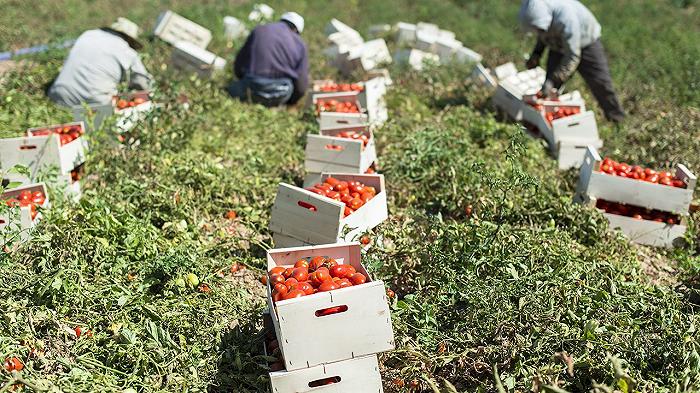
[
  {"xmin": 540, "ymin": 79, "xmax": 558, "ymax": 99},
  {"xmin": 525, "ymin": 55, "xmax": 540, "ymax": 70}
]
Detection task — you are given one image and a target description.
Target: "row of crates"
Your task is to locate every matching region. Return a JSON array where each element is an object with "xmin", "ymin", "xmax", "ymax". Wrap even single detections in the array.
[{"xmin": 263, "ymin": 66, "xmax": 395, "ymax": 391}]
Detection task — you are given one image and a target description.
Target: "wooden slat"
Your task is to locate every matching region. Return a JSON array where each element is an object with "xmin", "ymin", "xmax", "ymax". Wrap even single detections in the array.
[{"xmin": 269, "ymin": 355, "xmax": 383, "ymax": 392}]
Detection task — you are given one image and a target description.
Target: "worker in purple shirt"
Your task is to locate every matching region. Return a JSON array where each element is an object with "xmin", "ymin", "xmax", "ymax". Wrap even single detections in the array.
[{"xmin": 228, "ymin": 12, "xmax": 309, "ymax": 107}]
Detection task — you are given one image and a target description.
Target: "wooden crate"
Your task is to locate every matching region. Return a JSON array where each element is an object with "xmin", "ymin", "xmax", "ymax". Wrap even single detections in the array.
[
  {"xmin": 305, "ymin": 125, "xmax": 377, "ymax": 175},
  {"xmin": 556, "ymin": 139, "xmax": 603, "ymax": 170},
  {"xmin": 520, "ymin": 91, "xmax": 587, "ymax": 128},
  {"xmin": 575, "ymin": 146, "xmax": 696, "ymax": 214},
  {"xmin": 493, "ymin": 62, "xmax": 518, "ymax": 81},
  {"xmin": 269, "ymin": 174, "xmax": 388, "ymax": 246},
  {"xmin": 313, "ymin": 92, "xmax": 368, "ymax": 129},
  {"xmin": 359, "ymin": 77, "xmax": 388, "ymax": 125},
  {"xmin": 393, "ymin": 49, "xmax": 439, "ymax": 71},
  {"xmin": 171, "ymin": 41, "xmax": 226, "ymax": 78},
  {"xmin": 345, "ymin": 39, "xmax": 392, "ymax": 74},
  {"xmin": 0, "ymin": 123, "xmax": 88, "ymax": 177},
  {"xmin": 270, "ymin": 355, "xmax": 383, "ymax": 393},
  {"xmin": 0, "ymin": 182, "xmax": 49, "ymax": 244},
  {"xmin": 539, "ymin": 111, "xmax": 600, "ymax": 151},
  {"xmin": 454, "ymin": 46, "xmax": 483, "ymax": 65},
  {"xmin": 471, "ymin": 63, "xmax": 497, "ymax": 88},
  {"xmin": 396, "ymin": 22, "xmax": 417, "ymax": 45},
  {"xmin": 493, "ymin": 67, "xmax": 545, "ymax": 120},
  {"xmin": 153, "ymin": 10, "xmax": 212, "ymax": 48},
  {"xmin": 265, "ymin": 242, "xmax": 394, "ymax": 371}
]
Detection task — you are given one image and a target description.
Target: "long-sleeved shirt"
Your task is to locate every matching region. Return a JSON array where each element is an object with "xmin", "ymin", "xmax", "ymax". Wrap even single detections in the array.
[
  {"xmin": 234, "ymin": 21, "xmax": 309, "ymax": 103},
  {"xmin": 519, "ymin": 0, "xmax": 601, "ymax": 85},
  {"xmin": 48, "ymin": 29, "xmax": 152, "ymax": 107}
]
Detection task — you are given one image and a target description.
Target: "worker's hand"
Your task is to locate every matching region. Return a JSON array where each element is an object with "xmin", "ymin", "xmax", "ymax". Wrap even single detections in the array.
[
  {"xmin": 525, "ymin": 55, "xmax": 540, "ymax": 70},
  {"xmin": 540, "ymin": 80, "xmax": 558, "ymax": 99}
]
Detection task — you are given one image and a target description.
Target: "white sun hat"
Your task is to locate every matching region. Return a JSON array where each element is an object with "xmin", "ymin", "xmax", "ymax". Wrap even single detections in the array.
[
  {"xmin": 110, "ymin": 17, "xmax": 143, "ymax": 49},
  {"xmin": 280, "ymin": 12, "xmax": 304, "ymax": 34}
]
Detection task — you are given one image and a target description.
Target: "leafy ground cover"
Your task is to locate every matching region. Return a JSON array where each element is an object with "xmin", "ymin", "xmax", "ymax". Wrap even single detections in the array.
[{"xmin": 1, "ymin": 0, "xmax": 699, "ymax": 392}]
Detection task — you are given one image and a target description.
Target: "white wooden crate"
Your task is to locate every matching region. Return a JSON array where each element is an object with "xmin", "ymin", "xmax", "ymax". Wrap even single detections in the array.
[
  {"xmin": 594, "ymin": 201, "xmax": 688, "ymax": 248},
  {"xmin": 493, "ymin": 62, "xmax": 518, "ymax": 81},
  {"xmin": 492, "ymin": 82, "xmax": 526, "ymax": 120},
  {"xmin": 471, "ymin": 63, "xmax": 497, "ymax": 88},
  {"xmin": 325, "ymin": 19, "xmax": 362, "ymax": 39},
  {"xmin": 223, "ymin": 16, "xmax": 248, "ymax": 41},
  {"xmin": 520, "ymin": 91, "xmax": 586, "ymax": 127},
  {"xmin": 0, "ymin": 124, "xmax": 88, "ymax": 177},
  {"xmin": 393, "ymin": 49, "xmax": 439, "ymax": 71},
  {"xmin": 265, "ymin": 242, "xmax": 394, "ymax": 371},
  {"xmin": 575, "ymin": 146, "xmax": 696, "ymax": 214},
  {"xmin": 435, "ymin": 37, "xmax": 463, "ymax": 62},
  {"xmin": 492, "ymin": 67, "xmax": 547, "ymax": 120},
  {"xmin": 305, "ymin": 125, "xmax": 377, "ymax": 175},
  {"xmin": 345, "ymin": 39, "xmax": 392, "ymax": 74},
  {"xmin": 313, "ymin": 92, "xmax": 367, "ymax": 129},
  {"xmin": 454, "ymin": 46, "xmax": 483, "ymax": 64},
  {"xmin": 270, "ymin": 355, "xmax": 383, "ymax": 393},
  {"xmin": 359, "ymin": 77, "xmax": 388, "ymax": 125},
  {"xmin": 171, "ymin": 41, "xmax": 226, "ymax": 78},
  {"xmin": 556, "ymin": 139, "xmax": 603, "ymax": 170},
  {"xmin": 1, "ymin": 182, "xmax": 49, "ymax": 244},
  {"xmin": 396, "ymin": 22, "xmax": 417, "ymax": 45},
  {"xmin": 270, "ymin": 174, "xmax": 388, "ymax": 246},
  {"xmin": 416, "ymin": 22, "xmax": 439, "ymax": 35},
  {"xmin": 415, "ymin": 29, "xmax": 438, "ymax": 52},
  {"xmin": 154, "ymin": 10, "xmax": 212, "ymax": 48},
  {"xmin": 539, "ymin": 111, "xmax": 600, "ymax": 150}
]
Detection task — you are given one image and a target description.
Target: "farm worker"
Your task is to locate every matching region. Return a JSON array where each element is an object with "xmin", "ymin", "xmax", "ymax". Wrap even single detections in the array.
[
  {"xmin": 47, "ymin": 18, "xmax": 152, "ymax": 107},
  {"xmin": 227, "ymin": 12, "xmax": 309, "ymax": 107},
  {"xmin": 519, "ymin": 0, "xmax": 625, "ymax": 122}
]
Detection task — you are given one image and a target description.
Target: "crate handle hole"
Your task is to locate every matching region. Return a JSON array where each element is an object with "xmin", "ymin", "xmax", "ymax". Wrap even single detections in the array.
[
  {"xmin": 324, "ymin": 144, "xmax": 344, "ymax": 151},
  {"xmin": 20, "ymin": 145, "xmax": 38, "ymax": 150},
  {"xmin": 308, "ymin": 376, "xmax": 341, "ymax": 387},
  {"xmin": 315, "ymin": 305, "xmax": 349, "ymax": 317},
  {"xmin": 297, "ymin": 201, "xmax": 317, "ymax": 212},
  {"xmin": 567, "ymin": 122, "xmax": 580, "ymax": 127},
  {"xmin": 0, "ymin": 219, "xmax": 5, "ymax": 224},
  {"xmin": 336, "ymin": 120, "xmax": 349, "ymax": 124}
]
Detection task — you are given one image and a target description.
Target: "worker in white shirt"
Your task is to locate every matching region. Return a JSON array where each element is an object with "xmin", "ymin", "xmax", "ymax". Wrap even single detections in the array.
[{"xmin": 47, "ymin": 18, "xmax": 153, "ymax": 107}]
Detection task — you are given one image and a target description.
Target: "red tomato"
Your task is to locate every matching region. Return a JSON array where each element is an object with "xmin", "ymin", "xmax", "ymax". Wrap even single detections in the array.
[
  {"xmin": 349, "ymin": 273, "xmax": 367, "ymax": 285},
  {"xmin": 116, "ymin": 99, "xmax": 128, "ymax": 109},
  {"xmin": 269, "ymin": 274, "xmax": 285, "ymax": 285},
  {"xmin": 284, "ymin": 278, "xmax": 298, "ymax": 290},
  {"xmin": 344, "ymin": 206, "xmax": 354, "ymax": 217},
  {"xmin": 269, "ymin": 267, "xmax": 285, "ymax": 276},
  {"xmin": 329, "ymin": 265, "xmax": 348, "ymax": 278},
  {"xmin": 338, "ymin": 278, "xmax": 353, "ymax": 288},
  {"xmin": 283, "ymin": 267, "xmax": 294, "ymax": 278},
  {"xmin": 309, "ymin": 256, "xmax": 327, "ymax": 271},
  {"xmin": 312, "ymin": 268, "xmax": 330, "ymax": 285},
  {"xmin": 294, "ymin": 259, "xmax": 309, "ymax": 268},
  {"xmin": 349, "ymin": 198, "xmax": 364, "ymax": 210},
  {"xmin": 291, "ymin": 267, "xmax": 309, "ymax": 282},
  {"xmin": 360, "ymin": 192, "xmax": 373, "ymax": 203},
  {"xmin": 297, "ymin": 281, "xmax": 314, "ymax": 295},
  {"xmin": 274, "ymin": 283, "xmax": 288, "ymax": 296},
  {"xmin": 283, "ymin": 289, "xmax": 305, "ymax": 300},
  {"xmin": 333, "ymin": 181, "xmax": 349, "ymax": 192},
  {"xmin": 318, "ymin": 279, "xmax": 339, "ymax": 292}
]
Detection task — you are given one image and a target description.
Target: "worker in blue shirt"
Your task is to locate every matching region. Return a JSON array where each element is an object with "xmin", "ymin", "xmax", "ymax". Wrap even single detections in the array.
[{"xmin": 228, "ymin": 12, "xmax": 309, "ymax": 107}]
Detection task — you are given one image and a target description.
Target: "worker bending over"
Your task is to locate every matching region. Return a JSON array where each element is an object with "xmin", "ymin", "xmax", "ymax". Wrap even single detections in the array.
[
  {"xmin": 48, "ymin": 18, "xmax": 152, "ymax": 107},
  {"xmin": 519, "ymin": 0, "xmax": 625, "ymax": 122},
  {"xmin": 228, "ymin": 12, "xmax": 309, "ymax": 107}
]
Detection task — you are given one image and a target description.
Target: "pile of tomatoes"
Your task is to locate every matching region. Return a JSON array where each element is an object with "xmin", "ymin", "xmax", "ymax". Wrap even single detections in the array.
[
  {"xmin": 316, "ymin": 99, "xmax": 360, "ymax": 114},
  {"xmin": 5, "ymin": 190, "xmax": 46, "ymax": 220},
  {"xmin": 115, "ymin": 96, "xmax": 147, "ymax": 110},
  {"xmin": 529, "ymin": 102, "xmax": 581, "ymax": 125},
  {"xmin": 31, "ymin": 124, "xmax": 84, "ymax": 146},
  {"xmin": 335, "ymin": 130, "xmax": 370, "ymax": 147},
  {"xmin": 599, "ymin": 157, "xmax": 686, "ymax": 188},
  {"xmin": 267, "ymin": 256, "xmax": 368, "ymax": 303},
  {"xmin": 306, "ymin": 177, "xmax": 377, "ymax": 217},
  {"xmin": 596, "ymin": 199, "xmax": 681, "ymax": 224},
  {"xmin": 317, "ymin": 81, "xmax": 363, "ymax": 93}
]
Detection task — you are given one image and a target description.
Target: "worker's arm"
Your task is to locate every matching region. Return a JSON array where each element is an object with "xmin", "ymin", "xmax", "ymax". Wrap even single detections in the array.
[
  {"xmin": 288, "ymin": 46, "xmax": 309, "ymax": 105},
  {"xmin": 543, "ymin": 17, "xmax": 582, "ymax": 93},
  {"xmin": 526, "ymin": 38, "xmax": 546, "ymax": 69},
  {"xmin": 128, "ymin": 56, "xmax": 153, "ymax": 91},
  {"xmin": 234, "ymin": 32, "xmax": 253, "ymax": 79}
]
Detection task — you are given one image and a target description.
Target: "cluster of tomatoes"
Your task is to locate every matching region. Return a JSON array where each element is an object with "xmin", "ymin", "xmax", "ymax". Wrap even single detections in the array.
[
  {"xmin": 317, "ymin": 82, "xmax": 363, "ymax": 93},
  {"xmin": 266, "ymin": 256, "xmax": 368, "ymax": 303},
  {"xmin": 3, "ymin": 357, "xmax": 23, "ymax": 372},
  {"xmin": 306, "ymin": 177, "xmax": 377, "ymax": 217},
  {"xmin": 115, "ymin": 96, "xmax": 147, "ymax": 110},
  {"xmin": 596, "ymin": 199, "xmax": 681, "ymax": 224},
  {"xmin": 316, "ymin": 99, "xmax": 360, "ymax": 114},
  {"xmin": 31, "ymin": 124, "xmax": 84, "ymax": 146},
  {"xmin": 528, "ymin": 102, "xmax": 581, "ymax": 125},
  {"xmin": 5, "ymin": 190, "xmax": 46, "ymax": 220},
  {"xmin": 599, "ymin": 157, "xmax": 686, "ymax": 188},
  {"xmin": 335, "ymin": 130, "xmax": 370, "ymax": 147}
]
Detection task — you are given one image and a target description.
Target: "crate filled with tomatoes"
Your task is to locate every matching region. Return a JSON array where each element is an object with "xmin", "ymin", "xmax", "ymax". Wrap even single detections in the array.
[
  {"xmin": 492, "ymin": 66, "xmax": 546, "ymax": 121},
  {"xmin": 304, "ymin": 124, "xmax": 377, "ymax": 181},
  {"xmin": 313, "ymin": 92, "xmax": 368, "ymax": 130},
  {"xmin": 311, "ymin": 77, "xmax": 388, "ymax": 125},
  {"xmin": 263, "ymin": 242, "xmax": 394, "ymax": 372},
  {"xmin": 72, "ymin": 91, "xmax": 153, "ymax": 132},
  {"xmin": 0, "ymin": 122, "xmax": 88, "ymax": 199},
  {"xmin": 1, "ymin": 183, "xmax": 49, "ymax": 244},
  {"xmin": 269, "ymin": 174, "xmax": 388, "ymax": 247},
  {"xmin": 262, "ymin": 310, "xmax": 383, "ymax": 392},
  {"xmin": 575, "ymin": 146, "xmax": 696, "ymax": 248},
  {"xmin": 522, "ymin": 91, "xmax": 602, "ymax": 169}
]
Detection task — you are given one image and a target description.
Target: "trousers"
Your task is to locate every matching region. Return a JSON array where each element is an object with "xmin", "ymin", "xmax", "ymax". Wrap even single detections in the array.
[
  {"xmin": 547, "ymin": 40, "xmax": 625, "ymax": 122},
  {"xmin": 227, "ymin": 75, "xmax": 294, "ymax": 107}
]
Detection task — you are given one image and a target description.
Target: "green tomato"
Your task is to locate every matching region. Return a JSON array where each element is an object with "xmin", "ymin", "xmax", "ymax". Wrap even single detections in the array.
[
  {"xmin": 174, "ymin": 278, "xmax": 186, "ymax": 288},
  {"xmin": 185, "ymin": 273, "xmax": 199, "ymax": 288}
]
